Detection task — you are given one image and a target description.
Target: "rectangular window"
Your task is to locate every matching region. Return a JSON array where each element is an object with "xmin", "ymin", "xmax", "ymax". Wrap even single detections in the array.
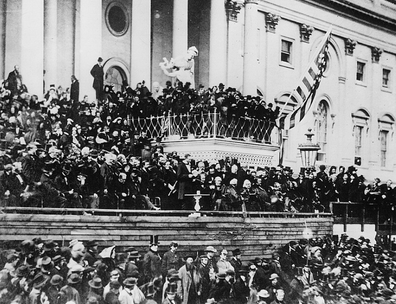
[
  {"xmin": 383, "ymin": 69, "xmax": 391, "ymax": 87},
  {"xmin": 356, "ymin": 62, "xmax": 365, "ymax": 81},
  {"xmin": 281, "ymin": 40, "xmax": 292, "ymax": 63},
  {"xmin": 354, "ymin": 125, "xmax": 363, "ymax": 156},
  {"xmin": 380, "ymin": 130, "xmax": 388, "ymax": 167}
]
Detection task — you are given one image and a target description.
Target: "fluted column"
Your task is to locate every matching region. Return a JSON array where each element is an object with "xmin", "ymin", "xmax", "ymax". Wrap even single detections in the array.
[
  {"xmin": 21, "ymin": 0, "xmax": 44, "ymax": 96},
  {"xmin": 131, "ymin": 0, "xmax": 151, "ymax": 87},
  {"xmin": 173, "ymin": 0, "xmax": 188, "ymax": 59},
  {"xmin": 44, "ymin": 0, "xmax": 57, "ymax": 90},
  {"xmin": 79, "ymin": 0, "xmax": 102, "ymax": 101},
  {"xmin": 209, "ymin": 0, "xmax": 227, "ymax": 87},
  {"xmin": 243, "ymin": 0, "xmax": 258, "ymax": 95}
]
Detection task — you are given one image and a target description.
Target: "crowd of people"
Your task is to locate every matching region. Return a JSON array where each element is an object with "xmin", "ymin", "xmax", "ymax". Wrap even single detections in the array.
[
  {"xmin": 0, "ymin": 69, "xmax": 395, "ymax": 213},
  {"xmin": 1, "ymin": 233, "xmax": 396, "ymax": 304}
]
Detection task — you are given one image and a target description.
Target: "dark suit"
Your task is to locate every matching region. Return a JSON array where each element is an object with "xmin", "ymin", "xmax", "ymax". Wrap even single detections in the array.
[
  {"xmin": 90, "ymin": 63, "xmax": 104, "ymax": 100},
  {"xmin": 177, "ymin": 161, "xmax": 193, "ymax": 210},
  {"xmin": 71, "ymin": 79, "xmax": 80, "ymax": 102},
  {"xmin": 6, "ymin": 69, "xmax": 22, "ymax": 95}
]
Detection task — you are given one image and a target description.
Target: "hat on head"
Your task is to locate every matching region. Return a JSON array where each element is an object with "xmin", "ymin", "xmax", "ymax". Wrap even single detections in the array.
[
  {"xmin": 232, "ymin": 248, "xmax": 241, "ymax": 256},
  {"xmin": 67, "ymin": 273, "xmax": 81, "ymax": 284},
  {"xmin": 188, "ymin": 46, "xmax": 198, "ymax": 56},
  {"xmin": 217, "ymin": 272, "xmax": 226, "ymax": 280},
  {"xmin": 88, "ymin": 277, "xmax": 103, "ymax": 289},
  {"xmin": 128, "ymin": 250, "xmax": 141, "ymax": 259},
  {"xmin": 110, "ymin": 280, "xmax": 121, "ymax": 289},
  {"xmin": 150, "ymin": 235, "xmax": 160, "ymax": 245},
  {"xmin": 123, "ymin": 277, "xmax": 138, "ymax": 288},
  {"xmin": 98, "ymin": 57, "xmax": 103, "ymax": 62},
  {"xmin": 167, "ymin": 282, "xmax": 177, "ymax": 295},
  {"xmin": 86, "ymin": 240, "xmax": 98, "ymax": 248},
  {"xmin": 258, "ymin": 289, "xmax": 270, "ymax": 299},
  {"xmin": 124, "ymin": 247, "xmax": 136, "ymax": 253},
  {"xmin": 16, "ymin": 265, "xmax": 30, "ymax": 278},
  {"xmin": 69, "ymin": 239, "xmax": 80, "ymax": 248},
  {"xmin": 205, "ymin": 246, "xmax": 217, "ymax": 253},
  {"xmin": 170, "ymin": 241, "xmax": 178, "ymax": 247},
  {"xmin": 41, "ymin": 256, "xmax": 52, "ymax": 267},
  {"xmin": 33, "ymin": 273, "xmax": 49, "ymax": 289},
  {"xmin": 269, "ymin": 273, "xmax": 279, "ymax": 281},
  {"xmin": 50, "ymin": 274, "xmax": 63, "ymax": 286}
]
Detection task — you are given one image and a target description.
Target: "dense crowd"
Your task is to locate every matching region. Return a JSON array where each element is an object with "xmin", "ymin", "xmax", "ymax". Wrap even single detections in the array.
[
  {"xmin": 1, "ymin": 233, "xmax": 396, "ymax": 304},
  {"xmin": 0, "ymin": 73, "xmax": 395, "ymax": 213}
]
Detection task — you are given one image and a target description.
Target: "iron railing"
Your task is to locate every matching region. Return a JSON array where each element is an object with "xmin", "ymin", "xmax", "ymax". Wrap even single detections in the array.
[{"xmin": 128, "ymin": 110, "xmax": 280, "ymax": 145}]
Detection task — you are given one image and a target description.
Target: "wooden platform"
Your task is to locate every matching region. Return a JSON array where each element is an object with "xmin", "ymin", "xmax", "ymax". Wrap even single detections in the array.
[{"xmin": 0, "ymin": 208, "xmax": 333, "ymax": 261}]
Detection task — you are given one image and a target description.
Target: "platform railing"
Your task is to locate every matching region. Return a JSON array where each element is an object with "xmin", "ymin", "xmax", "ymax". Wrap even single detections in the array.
[
  {"xmin": 128, "ymin": 109, "xmax": 280, "ymax": 145},
  {"xmin": 0, "ymin": 206, "xmax": 333, "ymax": 218}
]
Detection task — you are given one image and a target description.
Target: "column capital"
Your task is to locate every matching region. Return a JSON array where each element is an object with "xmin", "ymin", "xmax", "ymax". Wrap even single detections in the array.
[
  {"xmin": 300, "ymin": 23, "xmax": 314, "ymax": 43},
  {"xmin": 225, "ymin": 0, "xmax": 242, "ymax": 22},
  {"xmin": 344, "ymin": 38, "xmax": 357, "ymax": 56},
  {"xmin": 371, "ymin": 46, "xmax": 382, "ymax": 63},
  {"xmin": 265, "ymin": 12, "xmax": 280, "ymax": 33}
]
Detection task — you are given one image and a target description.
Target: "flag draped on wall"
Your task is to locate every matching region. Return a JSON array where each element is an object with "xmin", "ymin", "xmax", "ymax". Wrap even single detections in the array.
[{"xmin": 276, "ymin": 28, "xmax": 332, "ymax": 130}]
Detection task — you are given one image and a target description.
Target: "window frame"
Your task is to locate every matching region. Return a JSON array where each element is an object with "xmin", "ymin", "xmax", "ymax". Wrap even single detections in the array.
[
  {"xmin": 279, "ymin": 37, "xmax": 294, "ymax": 69},
  {"xmin": 356, "ymin": 60, "xmax": 366, "ymax": 84},
  {"xmin": 381, "ymin": 66, "xmax": 392, "ymax": 93}
]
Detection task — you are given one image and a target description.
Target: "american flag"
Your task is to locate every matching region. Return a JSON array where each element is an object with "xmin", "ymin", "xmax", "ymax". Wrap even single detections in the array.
[{"xmin": 276, "ymin": 28, "xmax": 332, "ymax": 130}]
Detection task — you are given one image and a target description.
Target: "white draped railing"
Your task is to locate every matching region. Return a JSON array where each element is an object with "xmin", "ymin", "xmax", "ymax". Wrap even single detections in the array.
[{"xmin": 128, "ymin": 109, "xmax": 281, "ymax": 145}]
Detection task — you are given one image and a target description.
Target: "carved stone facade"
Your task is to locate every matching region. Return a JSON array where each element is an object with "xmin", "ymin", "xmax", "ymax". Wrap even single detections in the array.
[
  {"xmin": 265, "ymin": 13, "xmax": 280, "ymax": 33},
  {"xmin": 371, "ymin": 47, "xmax": 383, "ymax": 62},
  {"xmin": 225, "ymin": 0, "xmax": 242, "ymax": 22},
  {"xmin": 300, "ymin": 24, "xmax": 314, "ymax": 43},
  {"xmin": 345, "ymin": 38, "xmax": 357, "ymax": 55}
]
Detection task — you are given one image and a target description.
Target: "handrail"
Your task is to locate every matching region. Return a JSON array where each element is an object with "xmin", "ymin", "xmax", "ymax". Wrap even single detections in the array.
[
  {"xmin": 0, "ymin": 207, "xmax": 333, "ymax": 218},
  {"xmin": 129, "ymin": 110, "xmax": 281, "ymax": 145}
]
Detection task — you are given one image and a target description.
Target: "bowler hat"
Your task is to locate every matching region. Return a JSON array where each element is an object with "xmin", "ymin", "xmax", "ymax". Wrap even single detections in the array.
[
  {"xmin": 123, "ymin": 277, "xmax": 138, "ymax": 287},
  {"xmin": 33, "ymin": 273, "xmax": 49, "ymax": 289},
  {"xmin": 205, "ymin": 246, "xmax": 217, "ymax": 253},
  {"xmin": 16, "ymin": 265, "xmax": 30, "ymax": 278},
  {"xmin": 67, "ymin": 273, "xmax": 81, "ymax": 284},
  {"xmin": 50, "ymin": 274, "xmax": 63, "ymax": 286},
  {"xmin": 258, "ymin": 289, "xmax": 270, "ymax": 298},
  {"xmin": 269, "ymin": 273, "xmax": 279, "ymax": 280},
  {"xmin": 232, "ymin": 248, "xmax": 241, "ymax": 256},
  {"xmin": 88, "ymin": 277, "xmax": 103, "ymax": 289}
]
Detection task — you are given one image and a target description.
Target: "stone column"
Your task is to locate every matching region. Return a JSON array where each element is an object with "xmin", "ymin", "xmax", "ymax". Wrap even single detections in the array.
[
  {"xmin": 44, "ymin": 0, "xmax": 57, "ymax": 91},
  {"xmin": 173, "ymin": 0, "xmax": 188, "ymax": 59},
  {"xmin": 21, "ymin": 0, "xmax": 44, "ymax": 96},
  {"xmin": 209, "ymin": 0, "xmax": 227, "ymax": 87},
  {"xmin": 79, "ymin": 0, "xmax": 102, "ymax": 101},
  {"xmin": 243, "ymin": 0, "xmax": 258, "ymax": 95},
  {"xmin": 131, "ymin": 0, "xmax": 151, "ymax": 87},
  {"xmin": 0, "ymin": 1, "xmax": 6, "ymax": 80}
]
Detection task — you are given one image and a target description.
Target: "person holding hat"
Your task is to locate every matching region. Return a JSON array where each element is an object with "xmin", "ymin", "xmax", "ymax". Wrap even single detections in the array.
[
  {"xmin": 90, "ymin": 57, "xmax": 104, "ymax": 101},
  {"xmin": 143, "ymin": 235, "xmax": 162, "ymax": 283},
  {"xmin": 85, "ymin": 277, "xmax": 104, "ymax": 304},
  {"xmin": 119, "ymin": 277, "xmax": 146, "ymax": 304},
  {"xmin": 177, "ymin": 254, "xmax": 201, "ymax": 304},
  {"xmin": 162, "ymin": 241, "xmax": 182, "ymax": 277}
]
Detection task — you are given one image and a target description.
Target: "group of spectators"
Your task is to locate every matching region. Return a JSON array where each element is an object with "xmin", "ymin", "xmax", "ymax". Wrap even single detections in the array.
[
  {"xmin": 0, "ymin": 66, "xmax": 395, "ymax": 214},
  {"xmin": 1, "ymin": 233, "xmax": 396, "ymax": 304}
]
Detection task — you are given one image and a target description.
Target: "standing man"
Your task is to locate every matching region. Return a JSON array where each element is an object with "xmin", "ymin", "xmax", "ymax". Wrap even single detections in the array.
[
  {"xmin": 90, "ymin": 57, "xmax": 104, "ymax": 101},
  {"xmin": 71, "ymin": 75, "xmax": 80, "ymax": 103},
  {"xmin": 177, "ymin": 154, "xmax": 194, "ymax": 210},
  {"xmin": 162, "ymin": 241, "xmax": 182, "ymax": 277},
  {"xmin": 143, "ymin": 235, "xmax": 162, "ymax": 283},
  {"xmin": 6, "ymin": 65, "xmax": 23, "ymax": 96},
  {"xmin": 177, "ymin": 254, "xmax": 201, "ymax": 304}
]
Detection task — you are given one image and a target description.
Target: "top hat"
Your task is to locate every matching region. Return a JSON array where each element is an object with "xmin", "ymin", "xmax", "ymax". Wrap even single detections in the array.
[
  {"xmin": 88, "ymin": 277, "xmax": 103, "ymax": 289},
  {"xmin": 150, "ymin": 235, "xmax": 160, "ymax": 245}
]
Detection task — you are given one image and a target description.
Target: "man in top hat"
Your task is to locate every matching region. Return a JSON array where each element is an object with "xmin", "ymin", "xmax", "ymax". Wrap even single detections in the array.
[
  {"xmin": 86, "ymin": 277, "xmax": 104, "ymax": 304},
  {"xmin": 162, "ymin": 241, "xmax": 183, "ymax": 277},
  {"xmin": 230, "ymin": 248, "xmax": 243, "ymax": 278},
  {"xmin": 163, "ymin": 282, "xmax": 181, "ymax": 304},
  {"xmin": 119, "ymin": 277, "xmax": 146, "ymax": 304},
  {"xmin": 143, "ymin": 235, "xmax": 162, "ymax": 283},
  {"xmin": 90, "ymin": 57, "xmax": 104, "ymax": 101}
]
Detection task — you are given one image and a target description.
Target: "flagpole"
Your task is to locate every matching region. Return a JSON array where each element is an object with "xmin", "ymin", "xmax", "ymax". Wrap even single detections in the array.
[{"xmin": 278, "ymin": 25, "xmax": 332, "ymax": 117}]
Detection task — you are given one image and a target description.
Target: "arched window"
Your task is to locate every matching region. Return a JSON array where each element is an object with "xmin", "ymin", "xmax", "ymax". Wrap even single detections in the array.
[
  {"xmin": 314, "ymin": 100, "xmax": 328, "ymax": 161},
  {"xmin": 351, "ymin": 109, "xmax": 370, "ymax": 166},
  {"xmin": 378, "ymin": 114, "xmax": 395, "ymax": 167}
]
